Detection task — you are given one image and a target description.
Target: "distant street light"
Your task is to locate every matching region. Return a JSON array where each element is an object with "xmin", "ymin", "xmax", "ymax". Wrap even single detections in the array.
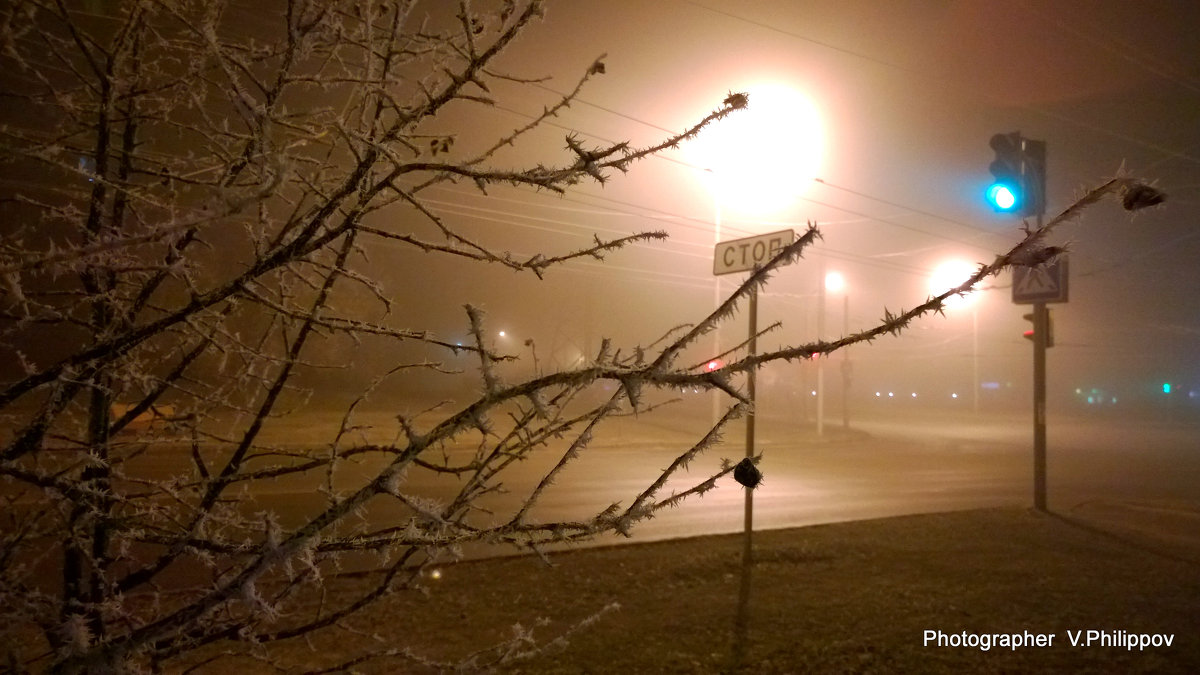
[
  {"xmin": 823, "ymin": 271, "xmax": 850, "ymax": 429},
  {"xmin": 824, "ymin": 271, "xmax": 845, "ymax": 293},
  {"xmin": 929, "ymin": 260, "xmax": 977, "ymax": 308}
]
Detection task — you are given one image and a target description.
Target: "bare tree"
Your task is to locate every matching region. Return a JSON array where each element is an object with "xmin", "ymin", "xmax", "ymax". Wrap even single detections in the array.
[{"xmin": 0, "ymin": 1, "xmax": 1163, "ymax": 672}]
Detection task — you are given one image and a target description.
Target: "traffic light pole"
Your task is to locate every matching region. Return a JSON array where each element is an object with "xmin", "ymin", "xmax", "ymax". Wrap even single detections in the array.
[
  {"xmin": 993, "ymin": 131, "xmax": 1052, "ymax": 511},
  {"xmin": 1032, "ymin": 300, "xmax": 1048, "ymax": 511}
]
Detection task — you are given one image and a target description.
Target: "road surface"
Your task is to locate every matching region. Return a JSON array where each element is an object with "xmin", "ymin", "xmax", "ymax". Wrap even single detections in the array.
[{"xmin": 10, "ymin": 408, "xmax": 1199, "ymax": 561}]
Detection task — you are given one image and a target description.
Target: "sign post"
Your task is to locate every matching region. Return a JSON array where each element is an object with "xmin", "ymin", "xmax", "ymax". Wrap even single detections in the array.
[
  {"xmin": 714, "ymin": 228, "xmax": 794, "ymax": 665},
  {"xmin": 1013, "ymin": 257, "xmax": 1067, "ymax": 511}
]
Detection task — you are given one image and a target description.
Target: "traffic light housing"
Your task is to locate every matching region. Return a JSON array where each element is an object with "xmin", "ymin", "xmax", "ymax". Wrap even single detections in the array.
[
  {"xmin": 1021, "ymin": 310, "xmax": 1053, "ymax": 347},
  {"xmin": 987, "ymin": 133, "xmax": 1046, "ymax": 217},
  {"xmin": 988, "ymin": 133, "xmax": 1022, "ymax": 212},
  {"xmin": 1022, "ymin": 139, "xmax": 1046, "ymax": 217}
]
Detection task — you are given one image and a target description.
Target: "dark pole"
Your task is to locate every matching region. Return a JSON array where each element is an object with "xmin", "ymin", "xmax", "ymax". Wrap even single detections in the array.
[
  {"xmin": 1031, "ymin": 134, "xmax": 1048, "ymax": 511},
  {"xmin": 841, "ymin": 293, "xmax": 850, "ymax": 429},
  {"xmin": 732, "ymin": 285, "xmax": 757, "ymax": 665},
  {"xmin": 1032, "ymin": 299, "xmax": 1047, "ymax": 510}
]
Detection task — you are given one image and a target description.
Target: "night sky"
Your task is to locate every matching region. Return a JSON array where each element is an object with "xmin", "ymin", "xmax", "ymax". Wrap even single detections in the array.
[
  {"xmin": 4, "ymin": 1, "xmax": 1199, "ymax": 413},
  {"xmin": 382, "ymin": 0, "xmax": 1200, "ymax": 410}
]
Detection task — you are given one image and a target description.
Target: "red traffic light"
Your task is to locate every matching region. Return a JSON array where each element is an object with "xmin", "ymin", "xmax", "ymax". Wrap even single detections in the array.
[
  {"xmin": 1021, "ymin": 311, "xmax": 1054, "ymax": 347},
  {"xmin": 705, "ymin": 359, "xmax": 724, "ymax": 372}
]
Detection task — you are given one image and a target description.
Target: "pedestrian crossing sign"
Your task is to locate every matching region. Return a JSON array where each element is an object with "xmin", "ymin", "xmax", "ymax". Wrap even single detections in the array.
[{"xmin": 1012, "ymin": 258, "xmax": 1068, "ymax": 304}]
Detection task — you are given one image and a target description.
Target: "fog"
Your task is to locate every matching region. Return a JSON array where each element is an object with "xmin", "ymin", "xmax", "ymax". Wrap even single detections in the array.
[
  {"xmin": 4, "ymin": 0, "xmax": 1199, "ymax": 522},
  {"xmin": 283, "ymin": 1, "xmax": 1200, "ymax": 426}
]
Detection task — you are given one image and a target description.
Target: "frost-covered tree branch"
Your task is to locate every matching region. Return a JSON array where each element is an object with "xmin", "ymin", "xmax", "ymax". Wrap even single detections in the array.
[{"xmin": 0, "ymin": 0, "xmax": 1165, "ymax": 672}]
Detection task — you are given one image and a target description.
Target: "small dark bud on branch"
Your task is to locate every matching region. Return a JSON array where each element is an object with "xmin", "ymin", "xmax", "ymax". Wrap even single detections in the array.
[
  {"xmin": 1121, "ymin": 182, "xmax": 1166, "ymax": 211},
  {"xmin": 733, "ymin": 458, "xmax": 762, "ymax": 489},
  {"xmin": 723, "ymin": 91, "xmax": 749, "ymax": 109}
]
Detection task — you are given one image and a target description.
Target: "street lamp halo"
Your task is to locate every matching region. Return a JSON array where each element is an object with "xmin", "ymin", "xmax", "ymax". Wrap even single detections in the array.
[
  {"xmin": 825, "ymin": 271, "xmax": 845, "ymax": 293},
  {"xmin": 929, "ymin": 260, "xmax": 978, "ymax": 308},
  {"xmin": 692, "ymin": 82, "xmax": 824, "ymax": 216}
]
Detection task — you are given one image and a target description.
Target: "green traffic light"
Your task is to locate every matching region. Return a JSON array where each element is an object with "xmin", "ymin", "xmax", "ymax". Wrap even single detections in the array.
[{"xmin": 987, "ymin": 183, "xmax": 1018, "ymax": 211}]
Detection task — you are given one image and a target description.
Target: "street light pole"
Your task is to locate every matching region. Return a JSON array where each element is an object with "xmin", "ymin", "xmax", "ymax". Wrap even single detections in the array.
[
  {"xmin": 841, "ymin": 292, "xmax": 850, "ymax": 429},
  {"xmin": 816, "ymin": 260, "xmax": 826, "ymax": 436},
  {"xmin": 1032, "ymin": 300, "xmax": 1048, "ymax": 510},
  {"xmin": 1031, "ymin": 201, "xmax": 1048, "ymax": 511},
  {"xmin": 972, "ymin": 307, "xmax": 980, "ymax": 414}
]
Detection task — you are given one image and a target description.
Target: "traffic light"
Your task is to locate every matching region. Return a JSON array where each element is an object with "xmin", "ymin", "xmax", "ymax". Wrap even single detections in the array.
[
  {"xmin": 1021, "ymin": 311, "xmax": 1054, "ymax": 347},
  {"xmin": 987, "ymin": 133, "xmax": 1046, "ymax": 217},
  {"xmin": 705, "ymin": 359, "xmax": 724, "ymax": 372},
  {"xmin": 988, "ymin": 133, "xmax": 1022, "ymax": 212}
]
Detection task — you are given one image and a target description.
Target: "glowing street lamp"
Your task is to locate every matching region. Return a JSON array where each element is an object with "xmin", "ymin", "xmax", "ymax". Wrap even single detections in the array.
[
  {"xmin": 822, "ymin": 271, "xmax": 850, "ymax": 430},
  {"xmin": 824, "ymin": 271, "xmax": 845, "ymax": 293},
  {"xmin": 694, "ymin": 83, "xmax": 825, "ymax": 425},
  {"xmin": 929, "ymin": 260, "xmax": 981, "ymax": 412},
  {"xmin": 929, "ymin": 260, "xmax": 977, "ymax": 308},
  {"xmin": 693, "ymin": 83, "xmax": 824, "ymax": 217}
]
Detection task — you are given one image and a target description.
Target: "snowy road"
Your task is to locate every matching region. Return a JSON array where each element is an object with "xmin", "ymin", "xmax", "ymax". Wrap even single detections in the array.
[
  {"xmin": 11, "ymin": 410, "xmax": 1197, "ymax": 562},
  {"xmin": 214, "ymin": 410, "xmax": 1200, "ymax": 558}
]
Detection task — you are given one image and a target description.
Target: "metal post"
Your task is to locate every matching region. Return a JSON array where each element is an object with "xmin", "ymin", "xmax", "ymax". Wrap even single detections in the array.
[
  {"xmin": 972, "ymin": 307, "xmax": 980, "ymax": 414},
  {"xmin": 712, "ymin": 207, "xmax": 722, "ymax": 427},
  {"xmin": 732, "ymin": 285, "xmax": 757, "ymax": 665},
  {"xmin": 841, "ymin": 293, "xmax": 850, "ymax": 429},
  {"xmin": 1032, "ymin": 300, "xmax": 1047, "ymax": 510},
  {"xmin": 816, "ymin": 262, "xmax": 825, "ymax": 435},
  {"xmin": 1032, "ymin": 199, "xmax": 1048, "ymax": 511}
]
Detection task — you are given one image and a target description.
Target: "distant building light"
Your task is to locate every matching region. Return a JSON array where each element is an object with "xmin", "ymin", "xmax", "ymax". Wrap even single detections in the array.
[
  {"xmin": 951, "ymin": 393, "xmax": 958, "ymax": 399},
  {"xmin": 888, "ymin": 392, "xmax": 894, "ymax": 398}
]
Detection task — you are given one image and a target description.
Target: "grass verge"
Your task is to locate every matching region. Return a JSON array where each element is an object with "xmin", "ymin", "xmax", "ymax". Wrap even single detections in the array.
[{"xmin": 194, "ymin": 506, "xmax": 1200, "ymax": 673}]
